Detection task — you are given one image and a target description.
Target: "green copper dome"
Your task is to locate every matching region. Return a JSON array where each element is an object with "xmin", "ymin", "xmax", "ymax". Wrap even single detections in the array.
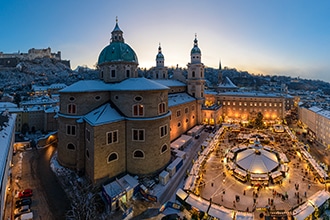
[
  {"xmin": 98, "ymin": 41, "xmax": 138, "ymax": 65},
  {"xmin": 190, "ymin": 36, "xmax": 201, "ymax": 55}
]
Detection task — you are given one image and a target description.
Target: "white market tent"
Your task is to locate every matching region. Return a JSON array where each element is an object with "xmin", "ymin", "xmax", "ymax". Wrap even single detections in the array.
[
  {"xmin": 185, "ymin": 194, "xmax": 210, "ymax": 213},
  {"xmin": 292, "ymin": 202, "xmax": 314, "ymax": 220},
  {"xmin": 207, "ymin": 204, "xmax": 234, "ymax": 220},
  {"xmin": 235, "ymin": 211, "xmax": 254, "ymax": 220},
  {"xmin": 308, "ymin": 190, "xmax": 330, "ymax": 208}
]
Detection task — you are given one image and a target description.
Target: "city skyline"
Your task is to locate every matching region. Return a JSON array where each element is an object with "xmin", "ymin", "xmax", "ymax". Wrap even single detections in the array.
[{"xmin": 1, "ymin": 0, "xmax": 330, "ymax": 82}]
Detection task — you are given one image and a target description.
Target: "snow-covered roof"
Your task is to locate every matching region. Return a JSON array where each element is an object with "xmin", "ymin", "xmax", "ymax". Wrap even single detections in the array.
[
  {"xmin": 0, "ymin": 102, "xmax": 17, "ymax": 108},
  {"xmin": 0, "ymin": 113, "xmax": 16, "ymax": 187},
  {"xmin": 44, "ymin": 106, "xmax": 59, "ymax": 113},
  {"xmin": 168, "ymin": 93, "xmax": 196, "ymax": 107},
  {"xmin": 84, "ymin": 103, "xmax": 125, "ymax": 126},
  {"xmin": 235, "ymin": 211, "xmax": 254, "ymax": 220},
  {"xmin": 111, "ymin": 78, "xmax": 169, "ymax": 91},
  {"xmin": 152, "ymin": 79, "xmax": 186, "ymax": 87},
  {"xmin": 208, "ymin": 204, "xmax": 233, "ymax": 220},
  {"xmin": 309, "ymin": 106, "xmax": 323, "ymax": 113},
  {"xmin": 218, "ymin": 76, "xmax": 238, "ymax": 89},
  {"xmin": 49, "ymin": 83, "xmax": 67, "ymax": 89},
  {"xmin": 60, "ymin": 80, "xmax": 111, "ymax": 93},
  {"xmin": 32, "ymin": 85, "xmax": 49, "ymax": 91},
  {"xmin": 292, "ymin": 202, "xmax": 314, "ymax": 220},
  {"xmin": 318, "ymin": 109, "xmax": 330, "ymax": 119},
  {"xmin": 219, "ymin": 91, "xmax": 283, "ymax": 98},
  {"xmin": 185, "ymin": 194, "xmax": 210, "ymax": 213},
  {"xmin": 308, "ymin": 190, "xmax": 330, "ymax": 208}
]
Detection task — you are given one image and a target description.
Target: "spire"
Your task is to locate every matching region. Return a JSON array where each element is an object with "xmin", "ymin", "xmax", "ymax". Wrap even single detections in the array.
[
  {"xmin": 111, "ymin": 17, "xmax": 124, "ymax": 43},
  {"xmin": 156, "ymin": 42, "xmax": 164, "ymax": 67},
  {"xmin": 219, "ymin": 59, "xmax": 222, "ymax": 70},
  {"xmin": 194, "ymin": 33, "xmax": 198, "ymax": 47}
]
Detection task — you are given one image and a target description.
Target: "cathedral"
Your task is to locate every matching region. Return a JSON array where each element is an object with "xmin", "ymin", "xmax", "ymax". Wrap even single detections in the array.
[{"xmin": 57, "ymin": 19, "xmax": 205, "ymax": 186}]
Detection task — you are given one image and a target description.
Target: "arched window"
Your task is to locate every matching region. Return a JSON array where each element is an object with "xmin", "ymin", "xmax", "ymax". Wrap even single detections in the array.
[
  {"xmin": 192, "ymin": 71, "xmax": 195, "ymax": 77},
  {"xmin": 158, "ymin": 102, "xmax": 166, "ymax": 114},
  {"xmin": 108, "ymin": 152, "xmax": 118, "ymax": 163},
  {"xmin": 133, "ymin": 150, "xmax": 144, "ymax": 159},
  {"xmin": 67, "ymin": 143, "xmax": 75, "ymax": 150},
  {"xmin": 133, "ymin": 104, "xmax": 144, "ymax": 116},
  {"xmin": 67, "ymin": 104, "xmax": 76, "ymax": 114},
  {"xmin": 161, "ymin": 144, "xmax": 168, "ymax": 154}
]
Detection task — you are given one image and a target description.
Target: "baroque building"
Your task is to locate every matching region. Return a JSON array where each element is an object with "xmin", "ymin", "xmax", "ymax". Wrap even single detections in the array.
[{"xmin": 57, "ymin": 19, "xmax": 204, "ymax": 186}]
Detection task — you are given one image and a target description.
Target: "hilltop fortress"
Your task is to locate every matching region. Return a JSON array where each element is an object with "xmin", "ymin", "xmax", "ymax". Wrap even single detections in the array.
[{"xmin": 0, "ymin": 47, "xmax": 70, "ymax": 68}]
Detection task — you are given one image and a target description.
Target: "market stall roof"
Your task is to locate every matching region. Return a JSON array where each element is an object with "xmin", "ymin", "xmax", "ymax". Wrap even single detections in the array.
[
  {"xmin": 208, "ymin": 204, "xmax": 233, "ymax": 220},
  {"xmin": 292, "ymin": 202, "xmax": 315, "ymax": 220},
  {"xmin": 308, "ymin": 190, "xmax": 330, "ymax": 208},
  {"xmin": 185, "ymin": 194, "xmax": 210, "ymax": 213},
  {"xmin": 235, "ymin": 147, "xmax": 279, "ymax": 174},
  {"xmin": 235, "ymin": 211, "xmax": 254, "ymax": 220}
]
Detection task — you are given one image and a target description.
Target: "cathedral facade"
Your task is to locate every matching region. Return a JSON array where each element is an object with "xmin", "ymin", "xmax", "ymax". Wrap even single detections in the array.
[{"xmin": 57, "ymin": 20, "xmax": 204, "ymax": 186}]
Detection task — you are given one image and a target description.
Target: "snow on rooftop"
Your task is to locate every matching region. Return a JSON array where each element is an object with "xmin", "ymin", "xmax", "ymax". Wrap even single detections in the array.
[
  {"xmin": 318, "ymin": 109, "xmax": 330, "ymax": 119},
  {"xmin": 168, "ymin": 93, "xmax": 196, "ymax": 107},
  {"xmin": 309, "ymin": 106, "xmax": 323, "ymax": 113},
  {"xmin": 218, "ymin": 91, "xmax": 283, "ymax": 98},
  {"xmin": 111, "ymin": 78, "xmax": 169, "ymax": 91},
  {"xmin": 152, "ymin": 79, "xmax": 186, "ymax": 87},
  {"xmin": 0, "ymin": 102, "xmax": 17, "ymax": 108},
  {"xmin": 84, "ymin": 103, "xmax": 124, "ymax": 126},
  {"xmin": 0, "ymin": 113, "xmax": 16, "ymax": 185},
  {"xmin": 218, "ymin": 76, "xmax": 237, "ymax": 89},
  {"xmin": 60, "ymin": 80, "xmax": 112, "ymax": 93}
]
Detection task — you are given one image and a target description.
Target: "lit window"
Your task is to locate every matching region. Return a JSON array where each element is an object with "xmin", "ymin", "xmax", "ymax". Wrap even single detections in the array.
[
  {"xmin": 133, "ymin": 104, "xmax": 144, "ymax": 116},
  {"xmin": 132, "ymin": 129, "xmax": 145, "ymax": 141},
  {"xmin": 107, "ymin": 130, "xmax": 118, "ymax": 144}
]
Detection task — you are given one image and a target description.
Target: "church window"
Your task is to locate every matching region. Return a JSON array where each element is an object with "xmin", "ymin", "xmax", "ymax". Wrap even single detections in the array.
[
  {"xmin": 108, "ymin": 152, "xmax": 118, "ymax": 163},
  {"xmin": 134, "ymin": 96, "xmax": 143, "ymax": 102},
  {"xmin": 111, "ymin": 70, "xmax": 116, "ymax": 78},
  {"xmin": 67, "ymin": 143, "xmax": 75, "ymax": 150},
  {"xmin": 126, "ymin": 70, "xmax": 130, "ymax": 78},
  {"xmin": 101, "ymin": 70, "xmax": 104, "ymax": 79},
  {"xmin": 159, "ymin": 102, "xmax": 166, "ymax": 114},
  {"xmin": 133, "ymin": 150, "xmax": 144, "ymax": 158},
  {"xmin": 95, "ymin": 96, "xmax": 101, "ymax": 101},
  {"xmin": 132, "ymin": 129, "xmax": 145, "ymax": 141},
  {"xmin": 192, "ymin": 71, "xmax": 195, "ymax": 77},
  {"xmin": 86, "ymin": 149, "xmax": 89, "ymax": 158},
  {"xmin": 201, "ymin": 92, "xmax": 203, "ymax": 97},
  {"xmin": 160, "ymin": 125, "xmax": 168, "ymax": 137},
  {"xmin": 161, "ymin": 144, "xmax": 168, "ymax": 154},
  {"xmin": 133, "ymin": 104, "xmax": 144, "ymax": 116},
  {"xmin": 86, "ymin": 129, "xmax": 91, "ymax": 142},
  {"xmin": 66, "ymin": 125, "xmax": 76, "ymax": 136},
  {"xmin": 107, "ymin": 130, "xmax": 118, "ymax": 144},
  {"xmin": 201, "ymin": 71, "xmax": 203, "ymax": 77},
  {"xmin": 69, "ymin": 96, "xmax": 75, "ymax": 101},
  {"xmin": 67, "ymin": 104, "xmax": 76, "ymax": 114}
]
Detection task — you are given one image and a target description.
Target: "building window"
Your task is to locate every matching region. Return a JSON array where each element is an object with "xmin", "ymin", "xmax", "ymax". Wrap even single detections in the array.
[
  {"xmin": 126, "ymin": 70, "xmax": 130, "ymax": 78},
  {"xmin": 132, "ymin": 129, "xmax": 145, "ymax": 141},
  {"xmin": 160, "ymin": 125, "xmax": 168, "ymax": 137},
  {"xmin": 185, "ymin": 107, "xmax": 189, "ymax": 114},
  {"xmin": 192, "ymin": 71, "xmax": 195, "ymax": 77},
  {"xmin": 95, "ymin": 96, "xmax": 101, "ymax": 101},
  {"xmin": 178, "ymin": 122, "xmax": 181, "ymax": 127},
  {"xmin": 66, "ymin": 125, "xmax": 76, "ymax": 136},
  {"xmin": 86, "ymin": 129, "xmax": 91, "ymax": 142},
  {"xmin": 133, "ymin": 104, "xmax": 144, "ymax": 116},
  {"xmin": 133, "ymin": 150, "xmax": 145, "ymax": 158},
  {"xmin": 67, "ymin": 104, "xmax": 76, "ymax": 114},
  {"xmin": 108, "ymin": 152, "xmax": 118, "ymax": 163},
  {"xmin": 107, "ymin": 130, "xmax": 118, "ymax": 144},
  {"xmin": 111, "ymin": 70, "xmax": 116, "ymax": 78},
  {"xmin": 67, "ymin": 143, "xmax": 75, "ymax": 150},
  {"xmin": 161, "ymin": 144, "xmax": 168, "ymax": 154},
  {"xmin": 176, "ymin": 110, "xmax": 181, "ymax": 117},
  {"xmin": 86, "ymin": 149, "xmax": 90, "ymax": 158},
  {"xmin": 159, "ymin": 102, "xmax": 166, "ymax": 114},
  {"xmin": 191, "ymin": 105, "xmax": 195, "ymax": 111},
  {"xmin": 69, "ymin": 96, "xmax": 75, "ymax": 102}
]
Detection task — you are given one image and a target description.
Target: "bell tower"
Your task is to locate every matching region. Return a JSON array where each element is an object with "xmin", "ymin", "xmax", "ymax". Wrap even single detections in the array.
[{"xmin": 187, "ymin": 34, "xmax": 205, "ymax": 124}]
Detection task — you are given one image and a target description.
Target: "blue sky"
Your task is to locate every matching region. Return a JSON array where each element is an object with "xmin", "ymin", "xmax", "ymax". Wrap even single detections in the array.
[{"xmin": 1, "ymin": 0, "xmax": 330, "ymax": 82}]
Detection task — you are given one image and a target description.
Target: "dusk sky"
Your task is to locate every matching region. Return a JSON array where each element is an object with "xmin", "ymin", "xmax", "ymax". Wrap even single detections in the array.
[{"xmin": 1, "ymin": 1, "xmax": 330, "ymax": 82}]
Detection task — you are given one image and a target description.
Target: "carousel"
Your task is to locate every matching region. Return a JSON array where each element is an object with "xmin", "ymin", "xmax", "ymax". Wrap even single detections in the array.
[{"xmin": 226, "ymin": 138, "xmax": 288, "ymax": 186}]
